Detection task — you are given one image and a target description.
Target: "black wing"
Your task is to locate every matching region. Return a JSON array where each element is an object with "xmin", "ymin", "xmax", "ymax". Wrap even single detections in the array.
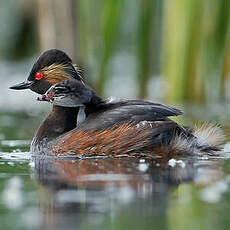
[{"xmin": 80, "ymin": 99, "xmax": 183, "ymax": 131}]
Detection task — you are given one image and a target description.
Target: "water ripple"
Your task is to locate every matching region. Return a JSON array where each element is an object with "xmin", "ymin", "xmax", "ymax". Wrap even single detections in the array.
[{"xmin": 0, "ymin": 151, "xmax": 31, "ymax": 162}]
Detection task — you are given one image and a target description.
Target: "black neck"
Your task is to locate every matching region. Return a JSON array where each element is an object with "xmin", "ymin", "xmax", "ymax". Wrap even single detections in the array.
[
  {"xmin": 33, "ymin": 92, "xmax": 104, "ymax": 147},
  {"xmin": 34, "ymin": 105, "xmax": 78, "ymax": 143}
]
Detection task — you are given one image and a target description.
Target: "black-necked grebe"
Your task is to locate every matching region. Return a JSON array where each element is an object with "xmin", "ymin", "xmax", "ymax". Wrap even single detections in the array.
[{"xmin": 10, "ymin": 49, "xmax": 225, "ymax": 156}]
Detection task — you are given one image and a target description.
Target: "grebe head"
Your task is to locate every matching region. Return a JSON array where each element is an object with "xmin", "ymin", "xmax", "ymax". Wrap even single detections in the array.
[
  {"xmin": 10, "ymin": 49, "xmax": 83, "ymax": 94},
  {"xmin": 37, "ymin": 79, "xmax": 93, "ymax": 107}
]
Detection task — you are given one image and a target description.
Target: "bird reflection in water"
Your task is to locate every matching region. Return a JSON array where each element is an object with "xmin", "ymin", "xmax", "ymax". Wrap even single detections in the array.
[{"xmin": 30, "ymin": 154, "xmax": 223, "ymax": 230}]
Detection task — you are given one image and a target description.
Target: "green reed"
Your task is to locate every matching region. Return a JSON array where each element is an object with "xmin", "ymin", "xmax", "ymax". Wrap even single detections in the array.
[
  {"xmin": 32, "ymin": 0, "xmax": 230, "ymax": 102},
  {"xmin": 162, "ymin": 0, "xmax": 230, "ymax": 103}
]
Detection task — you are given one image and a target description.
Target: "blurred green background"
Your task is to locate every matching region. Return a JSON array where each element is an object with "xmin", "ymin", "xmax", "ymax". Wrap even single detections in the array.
[{"xmin": 1, "ymin": 0, "xmax": 230, "ymax": 104}]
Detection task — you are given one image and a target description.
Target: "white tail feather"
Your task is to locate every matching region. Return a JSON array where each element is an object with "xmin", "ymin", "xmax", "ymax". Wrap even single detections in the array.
[
  {"xmin": 193, "ymin": 123, "xmax": 225, "ymax": 147},
  {"xmin": 168, "ymin": 123, "xmax": 225, "ymax": 154}
]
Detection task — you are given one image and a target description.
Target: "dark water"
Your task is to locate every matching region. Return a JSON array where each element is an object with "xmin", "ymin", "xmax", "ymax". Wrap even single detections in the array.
[{"xmin": 1, "ymin": 106, "xmax": 230, "ymax": 230}]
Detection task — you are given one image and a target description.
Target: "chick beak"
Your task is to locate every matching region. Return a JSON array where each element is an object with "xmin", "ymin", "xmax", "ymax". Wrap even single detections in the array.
[
  {"xmin": 37, "ymin": 92, "xmax": 55, "ymax": 102},
  {"xmin": 9, "ymin": 80, "xmax": 33, "ymax": 90},
  {"xmin": 37, "ymin": 95, "xmax": 50, "ymax": 102}
]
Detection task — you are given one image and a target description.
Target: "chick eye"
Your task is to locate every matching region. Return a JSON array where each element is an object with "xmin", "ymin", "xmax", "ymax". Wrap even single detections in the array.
[{"xmin": 35, "ymin": 72, "xmax": 43, "ymax": 80}]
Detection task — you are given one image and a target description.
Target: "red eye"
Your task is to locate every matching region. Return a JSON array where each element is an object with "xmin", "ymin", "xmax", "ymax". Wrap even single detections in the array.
[{"xmin": 35, "ymin": 72, "xmax": 43, "ymax": 80}]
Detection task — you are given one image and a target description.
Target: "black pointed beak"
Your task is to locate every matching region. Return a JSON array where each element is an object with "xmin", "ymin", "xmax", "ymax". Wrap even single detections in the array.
[{"xmin": 9, "ymin": 80, "xmax": 33, "ymax": 90}]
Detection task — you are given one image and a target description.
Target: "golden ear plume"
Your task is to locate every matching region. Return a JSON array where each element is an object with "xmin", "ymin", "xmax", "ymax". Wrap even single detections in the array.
[{"xmin": 42, "ymin": 63, "xmax": 74, "ymax": 85}]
